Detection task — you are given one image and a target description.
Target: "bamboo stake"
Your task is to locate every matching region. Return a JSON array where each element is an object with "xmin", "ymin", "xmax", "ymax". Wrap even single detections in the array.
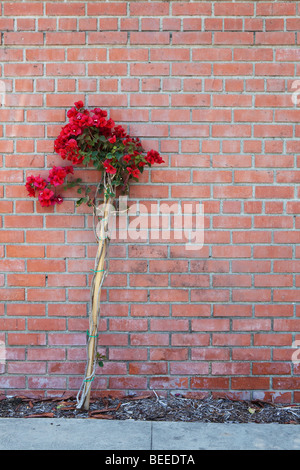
[
  {"xmin": 76, "ymin": 177, "xmax": 114, "ymax": 411},
  {"xmin": 82, "ymin": 197, "xmax": 111, "ymax": 411}
]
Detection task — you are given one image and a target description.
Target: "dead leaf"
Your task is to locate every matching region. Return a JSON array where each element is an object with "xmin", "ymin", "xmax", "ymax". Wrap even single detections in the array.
[
  {"xmin": 128, "ymin": 394, "xmax": 152, "ymax": 401},
  {"xmin": 90, "ymin": 414, "xmax": 114, "ymax": 420},
  {"xmin": 25, "ymin": 413, "xmax": 54, "ymax": 418},
  {"xmin": 90, "ymin": 407, "xmax": 117, "ymax": 416},
  {"xmin": 248, "ymin": 407, "xmax": 256, "ymax": 414},
  {"xmin": 59, "ymin": 406, "xmax": 76, "ymax": 411}
]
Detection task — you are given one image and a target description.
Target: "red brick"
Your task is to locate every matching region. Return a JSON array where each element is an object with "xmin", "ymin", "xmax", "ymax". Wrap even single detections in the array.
[
  {"xmin": 110, "ymin": 48, "xmax": 147, "ymax": 62},
  {"xmin": 130, "ymin": 2, "xmax": 169, "ymax": 16},
  {"xmin": 213, "ymin": 305, "xmax": 252, "ymax": 317},
  {"xmin": 130, "ymin": 32, "xmax": 170, "ymax": 45},
  {"xmin": 191, "ymin": 290, "xmax": 230, "ymax": 303},
  {"xmin": 4, "ymin": 33, "xmax": 43, "ymax": 45},
  {"xmin": 88, "ymin": 63, "xmax": 127, "ymax": 76},
  {"xmin": 109, "ymin": 377, "xmax": 147, "ymax": 390},
  {"xmin": 212, "ymin": 363, "xmax": 250, "ymax": 375},
  {"xmin": 46, "ymin": 3, "xmax": 85, "ymax": 16},
  {"xmin": 46, "ymin": 63, "xmax": 85, "ymax": 76},
  {"xmin": 214, "ymin": 32, "xmax": 253, "ymax": 45},
  {"xmin": 172, "ymin": 3, "xmax": 212, "ymax": 16},
  {"xmin": 8, "ymin": 333, "xmax": 46, "ymax": 346},
  {"xmin": 87, "ymin": 3, "xmax": 127, "ymax": 16},
  {"xmin": 215, "ymin": 3, "xmax": 254, "ymax": 16},
  {"xmin": 255, "ymin": 305, "xmax": 293, "ymax": 317},
  {"xmin": 7, "ymin": 274, "xmax": 45, "ymax": 287},
  {"xmin": 46, "ymin": 32, "xmax": 85, "ymax": 45},
  {"xmin": 131, "ymin": 63, "xmax": 169, "ymax": 76},
  {"xmin": 173, "ymin": 32, "xmax": 211, "ymax": 45},
  {"xmin": 0, "ymin": 377, "xmax": 26, "ymax": 389},
  {"xmin": 232, "ymin": 290, "xmax": 271, "ymax": 303},
  {"xmin": 232, "ymin": 378, "xmax": 270, "ymax": 390},
  {"xmin": 257, "ymin": 3, "xmax": 296, "ymax": 16},
  {"xmin": 256, "ymin": 32, "xmax": 295, "ymax": 45},
  {"xmin": 28, "ymin": 319, "xmax": 66, "ymax": 331},
  {"xmin": 191, "ymin": 377, "xmax": 229, "ymax": 390},
  {"xmin": 5, "ymin": 63, "xmax": 43, "ymax": 77},
  {"xmin": 4, "ymin": 2, "xmax": 43, "ymax": 15}
]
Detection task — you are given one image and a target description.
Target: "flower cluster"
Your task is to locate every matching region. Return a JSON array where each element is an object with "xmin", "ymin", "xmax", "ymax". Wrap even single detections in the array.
[
  {"xmin": 26, "ymin": 166, "xmax": 74, "ymax": 207},
  {"xmin": 26, "ymin": 101, "xmax": 164, "ymax": 207}
]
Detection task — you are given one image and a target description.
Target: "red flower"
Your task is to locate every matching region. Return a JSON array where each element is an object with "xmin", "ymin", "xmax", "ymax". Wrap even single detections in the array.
[
  {"xmin": 70, "ymin": 126, "xmax": 82, "ymax": 136},
  {"xmin": 106, "ymin": 118, "xmax": 115, "ymax": 129},
  {"xmin": 53, "ymin": 195, "xmax": 63, "ymax": 205},
  {"xmin": 26, "ymin": 175, "xmax": 48, "ymax": 198},
  {"xmin": 74, "ymin": 101, "xmax": 84, "ymax": 109},
  {"xmin": 146, "ymin": 149, "xmax": 164, "ymax": 165},
  {"xmin": 108, "ymin": 135, "xmax": 116, "ymax": 144},
  {"xmin": 70, "ymin": 154, "xmax": 84, "ymax": 165},
  {"xmin": 33, "ymin": 175, "xmax": 47, "ymax": 190},
  {"xmin": 25, "ymin": 175, "xmax": 37, "ymax": 197},
  {"xmin": 126, "ymin": 166, "xmax": 141, "ymax": 178},
  {"xmin": 48, "ymin": 166, "xmax": 73, "ymax": 186},
  {"xmin": 123, "ymin": 137, "xmax": 132, "ymax": 146},
  {"xmin": 123, "ymin": 154, "xmax": 132, "ymax": 163},
  {"xmin": 38, "ymin": 188, "xmax": 56, "ymax": 207},
  {"xmin": 59, "ymin": 139, "xmax": 84, "ymax": 165},
  {"xmin": 114, "ymin": 125, "xmax": 127, "ymax": 138},
  {"xmin": 103, "ymin": 159, "xmax": 117, "ymax": 175}
]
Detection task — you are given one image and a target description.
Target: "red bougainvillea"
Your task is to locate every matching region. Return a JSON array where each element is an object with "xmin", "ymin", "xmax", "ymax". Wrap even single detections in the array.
[{"xmin": 25, "ymin": 101, "xmax": 164, "ymax": 207}]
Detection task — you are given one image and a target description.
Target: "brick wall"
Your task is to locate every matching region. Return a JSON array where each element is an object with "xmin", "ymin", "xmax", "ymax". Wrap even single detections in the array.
[{"xmin": 1, "ymin": 0, "xmax": 300, "ymax": 403}]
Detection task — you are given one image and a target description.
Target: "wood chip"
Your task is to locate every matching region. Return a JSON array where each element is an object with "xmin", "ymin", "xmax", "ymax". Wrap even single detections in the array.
[
  {"xmin": 128, "ymin": 394, "xmax": 152, "ymax": 401},
  {"xmin": 89, "ymin": 407, "xmax": 118, "ymax": 416},
  {"xmin": 90, "ymin": 414, "xmax": 114, "ymax": 420}
]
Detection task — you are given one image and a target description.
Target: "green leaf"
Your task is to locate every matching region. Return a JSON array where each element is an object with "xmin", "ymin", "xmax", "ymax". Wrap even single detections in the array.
[
  {"xmin": 63, "ymin": 178, "xmax": 82, "ymax": 190},
  {"xmin": 83, "ymin": 154, "xmax": 91, "ymax": 165},
  {"xmin": 76, "ymin": 197, "xmax": 88, "ymax": 207},
  {"xmin": 115, "ymin": 152, "xmax": 124, "ymax": 161}
]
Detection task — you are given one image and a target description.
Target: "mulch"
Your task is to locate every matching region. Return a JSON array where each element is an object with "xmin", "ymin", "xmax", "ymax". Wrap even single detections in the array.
[{"xmin": 1, "ymin": 393, "xmax": 300, "ymax": 424}]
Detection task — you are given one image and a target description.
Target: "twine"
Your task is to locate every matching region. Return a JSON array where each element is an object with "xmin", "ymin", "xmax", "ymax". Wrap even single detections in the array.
[{"xmin": 86, "ymin": 330, "xmax": 99, "ymax": 338}]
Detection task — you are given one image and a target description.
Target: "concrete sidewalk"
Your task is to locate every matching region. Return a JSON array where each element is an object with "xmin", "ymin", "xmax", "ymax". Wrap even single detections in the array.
[{"xmin": 0, "ymin": 418, "xmax": 299, "ymax": 450}]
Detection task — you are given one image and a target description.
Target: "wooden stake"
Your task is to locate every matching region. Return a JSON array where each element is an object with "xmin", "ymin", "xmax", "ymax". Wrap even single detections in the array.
[{"xmin": 80, "ymin": 196, "xmax": 112, "ymax": 411}]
